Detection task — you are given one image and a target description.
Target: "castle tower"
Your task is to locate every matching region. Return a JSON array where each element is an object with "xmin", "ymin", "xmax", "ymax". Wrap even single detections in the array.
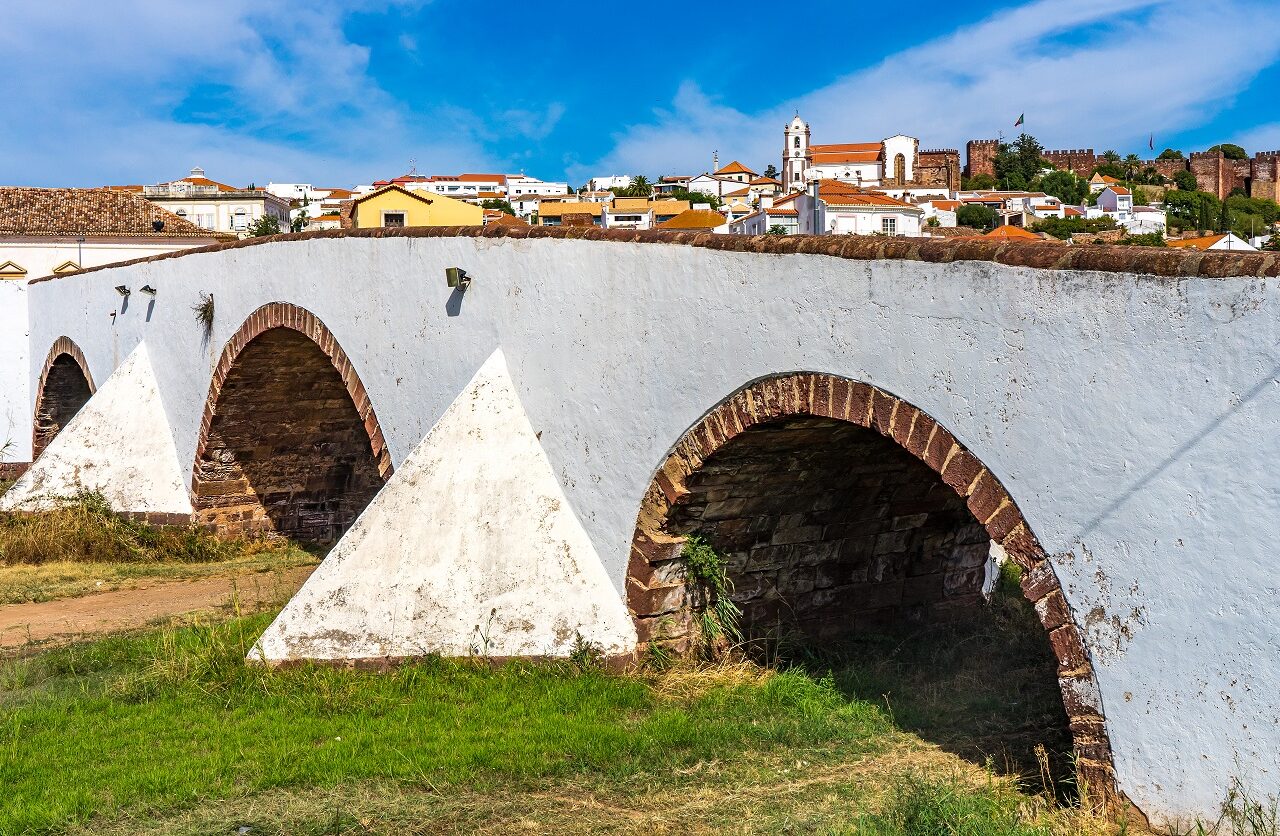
[{"xmin": 783, "ymin": 115, "xmax": 811, "ymax": 190}]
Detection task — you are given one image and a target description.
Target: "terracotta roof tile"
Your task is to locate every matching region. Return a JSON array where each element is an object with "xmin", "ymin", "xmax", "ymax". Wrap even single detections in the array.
[
  {"xmin": 0, "ymin": 187, "xmax": 230, "ymax": 239},
  {"xmin": 714, "ymin": 160, "xmax": 757, "ymax": 176},
  {"xmin": 984, "ymin": 225, "xmax": 1044, "ymax": 240},
  {"xmin": 656, "ymin": 209, "xmax": 727, "ymax": 230}
]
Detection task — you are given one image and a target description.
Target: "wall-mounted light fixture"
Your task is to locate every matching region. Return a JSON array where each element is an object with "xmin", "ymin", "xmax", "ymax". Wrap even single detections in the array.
[
  {"xmin": 114, "ymin": 285, "xmax": 131, "ymax": 297},
  {"xmin": 445, "ymin": 267, "xmax": 471, "ymax": 291},
  {"xmin": 140, "ymin": 285, "xmax": 157, "ymax": 296}
]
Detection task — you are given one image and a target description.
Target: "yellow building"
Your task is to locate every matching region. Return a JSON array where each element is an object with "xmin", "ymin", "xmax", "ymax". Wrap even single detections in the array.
[{"xmin": 347, "ymin": 185, "xmax": 483, "ymax": 229}]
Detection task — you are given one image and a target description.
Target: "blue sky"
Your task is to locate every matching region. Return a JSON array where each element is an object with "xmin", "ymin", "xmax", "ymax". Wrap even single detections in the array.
[{"xmin": 3, "ymin": 0, "xmax": 1279, "ymax": 188}]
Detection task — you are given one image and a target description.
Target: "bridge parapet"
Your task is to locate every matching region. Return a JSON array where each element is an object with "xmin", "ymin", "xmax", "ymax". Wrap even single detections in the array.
[{"xmin": 32, "ymin": 224, "xmax": 1280, "ymax": 285}]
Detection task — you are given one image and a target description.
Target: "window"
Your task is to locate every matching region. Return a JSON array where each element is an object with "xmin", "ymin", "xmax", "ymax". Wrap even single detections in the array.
[
  {"xmin": 794, "ymin": 136, "xmax": 800, "ymax": 148},
  {"xmin": 383, "ymin": 212, "xmax": 406, "ymax": 228},
  {"xmin": 233, "ymin": 207, "xmax": 248, "ymax": 230},
  {"xmin": 882, "ymin": 217, "xmax": 897, "ymax": 235}
]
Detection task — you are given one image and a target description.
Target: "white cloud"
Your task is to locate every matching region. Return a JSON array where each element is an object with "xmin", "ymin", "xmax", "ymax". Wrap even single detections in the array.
[
  {"xmin": 578, "ymin": 0, "xmax": 1280, "ymax": 179},
  {"xmin": 0, "ymin": 1, "xmax": 492, "ymax": 186},
  {"xmin": 1236, "ymin": 124, "xmax": 1280, "ymax": 154}
]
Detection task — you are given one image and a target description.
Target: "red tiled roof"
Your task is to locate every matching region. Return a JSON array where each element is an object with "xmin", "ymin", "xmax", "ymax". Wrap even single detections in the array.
[
  {"xmin": 714, "ymin": 160, "xmax": 756, "ymax": 176},
  {"xmin": 656, "ymin": 209, "xmax": 727, "ymax": 229},
  {"xmin": 984, "ymin": 225, "xmax": 1042, "ymax": 240},
  {"xmin": 0, "ymin": 187, "xmax": 231, "ymax": 239}
]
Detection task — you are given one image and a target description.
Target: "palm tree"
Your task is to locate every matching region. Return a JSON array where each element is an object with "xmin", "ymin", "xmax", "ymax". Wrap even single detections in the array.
[
  {"xmin": 629, "ymin": 175, "xmax": 651, "ymax": 197},
  {"xmin": 1124, "ymin": 154, "xmax": 1142, "ymax": 180},
  {"xmin": 1102, "ymin": 150, "xmax": 1121, "ymax": 164}
]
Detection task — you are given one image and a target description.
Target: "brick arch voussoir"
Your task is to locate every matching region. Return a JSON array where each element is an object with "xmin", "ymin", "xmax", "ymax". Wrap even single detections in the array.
[
  {"xmin": 626, "ymin": 371, "xmax": 1128, "ymax": 814},
  {"xmin": 193, "ymin": 302, "xmax": 393, "ymax": 487},
  {"xmin": 31, "ymin": 336, "xmax": 97, "ymax": 455}
]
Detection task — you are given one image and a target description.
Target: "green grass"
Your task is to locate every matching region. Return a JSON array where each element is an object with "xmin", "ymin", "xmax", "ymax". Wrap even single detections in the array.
[{"xmin": 0, "ymin": 613, "xmax": 897, "ymax": 834}]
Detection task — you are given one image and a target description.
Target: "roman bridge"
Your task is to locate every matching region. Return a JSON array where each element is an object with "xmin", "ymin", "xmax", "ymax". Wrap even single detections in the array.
[{"xmin": 2, "ymin": 227, "xmax": 1279, "ymax": 825}]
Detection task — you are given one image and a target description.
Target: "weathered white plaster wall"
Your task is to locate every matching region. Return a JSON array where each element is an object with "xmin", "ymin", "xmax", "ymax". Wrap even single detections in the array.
[
  {"xmin": 254, "ymin": 349, "xmax": 634, "ymax": 662},
  {"xmin": 14, "ymin": 236, "xmax": 1280, "ymax": 823},
  {"xmin": 0, "ymin": 280, "xmax": 30, "ymax": 463},
  {"xmin": 0, "ymin": 343, "xmax": 191, "ymax": 514}
]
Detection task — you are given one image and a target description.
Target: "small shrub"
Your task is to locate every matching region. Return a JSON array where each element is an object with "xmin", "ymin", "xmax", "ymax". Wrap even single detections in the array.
[{"xmin": 681, "ymin": 535, "xmax": 742, "ymax": 651}]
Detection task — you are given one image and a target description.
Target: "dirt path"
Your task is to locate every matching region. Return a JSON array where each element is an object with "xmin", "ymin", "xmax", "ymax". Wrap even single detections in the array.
[{"xmin": 0, "ymin": 565, "xmax": 315, "ymax": 650}]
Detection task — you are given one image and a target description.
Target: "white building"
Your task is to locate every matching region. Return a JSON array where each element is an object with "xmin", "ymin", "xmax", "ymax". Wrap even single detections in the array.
[
  {"xmin": 818, "ymin": 184, "xmax": 924, "ymax": 236},
  {"xmin": 1124, "ymin": 206, "xmax": 1168, "ymax": 235},
  {"xmin": 265, "ymin": 183, "xmax": 314, "ymax": 201},
  {"xmin": 141, "ymin": 168, "xmax": 291, "ymax": 236},
  {"xmin": 1096, "ymin": 185, "xmax": 1134, "ymax": 224},
  {"xmin": 587, "ymin": 175, "xmax": 635, "ymax": 192},
  {"xmin": 783, "ymin": 116, "xmax": 932, "ymax": 193},
  {"xmin": 506, "ymin": 176, "xmax": 569, "ymax": 198}
]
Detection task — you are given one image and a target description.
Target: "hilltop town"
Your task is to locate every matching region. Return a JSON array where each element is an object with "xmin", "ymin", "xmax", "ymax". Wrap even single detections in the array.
[{"xmin": 2, "ymin": 115, "xmax": 1277, "ymax": 280}]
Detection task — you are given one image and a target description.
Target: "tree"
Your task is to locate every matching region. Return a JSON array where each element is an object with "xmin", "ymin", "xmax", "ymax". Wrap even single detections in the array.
[
  {"xmin": 1165, "ymin": 189, "xmax": 1221, "ymax": 233},
  {"xmin": 668, "ymin": 188, "xmax": 721, "ymax": 209},
  {"xmin": 246, "ymin": 214, "xmax": 281, "ymax": 237},
  {"xmin": 1262, "ymin": 235, "xmax": 1280, "ymax": 252},
  {"xmin": 1124, "ymin": 154, "xmax": 1142, "ymax": 180},
  {"xmin": 766, "ymin": 224, "xmax": 787, "ymax": 236},
  {"xmin": 763, "ymin": 164, "xmax": 779, "ymax": 180},
  {"xmin": 1032, "ymin": 216, "xmax": 1117, "ymax": 240},
  {"xmin": 1207, "ymin": 143, "xmax": 1247, "ymax": 160},
  {"xmin": 1157, "ymin": 148, "xmax": 1184, "ymax": 160},
  {"xmin": 956, "ymin": 204, "xmax": 999, "ymax": 230},
  {"xmin": 610, "ymin": 176, "xmax": 653, "ymax": 198},
  {"xmin": 1037, "ymin": 170, "xmax": 1087, "ymax": 206},
  {"xmin": 482, "ymin": 198, "xmax": 515, "ymax": 215},
  {"xmin": 962, "ymin": 173, "xmax": 997, "ymax": 191},
  {"xmin": 1092, "ymin": 160, "xmax": 1125, "ymax": 179},
  {"xmin": 1133, "ymin": 187, "xmax": 1149, "ymax": 206},
  {"xmin": 994, "ymin": 133, "xmax": 1046, "ymax": 190},
  {"xmin": 1102, "ymin": 150, "xmax": 1121, "ymax": 163},
  {"xmin": 290, "ymin": 209, "xmax": 309, "ymax": 233},
  {"xmin": 1173, "ymin": 170, "xmax": 1199, "ymax": 191}
]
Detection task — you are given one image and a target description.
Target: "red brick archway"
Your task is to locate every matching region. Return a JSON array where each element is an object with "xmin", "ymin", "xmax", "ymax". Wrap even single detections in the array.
[
  {"xmin": 191, "ymin": 303, "xmax": 393, "ymax": 544},
  {"xmin": 32, "ymin": 336, "xmax": 96, "ymax": 460},
  {"xmin": 626, "ymin": 372, "xmax": 1125, "ymax": 810}
]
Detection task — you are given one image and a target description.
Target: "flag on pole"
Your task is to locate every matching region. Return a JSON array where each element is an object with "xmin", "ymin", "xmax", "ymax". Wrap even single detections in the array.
[
  {"xmin": 1014, "ymin": 113, "xmax": 1025, "ymax": 127},
  {"xmin": 1149, "ymin": 134, "xmax": 1155, "ymax": 150}
]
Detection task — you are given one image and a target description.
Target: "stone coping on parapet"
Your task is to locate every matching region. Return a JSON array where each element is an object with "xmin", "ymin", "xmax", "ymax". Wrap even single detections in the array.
[{"xmin": 30, "ymin": 225, "xmax": 1280, "ymax": 284}]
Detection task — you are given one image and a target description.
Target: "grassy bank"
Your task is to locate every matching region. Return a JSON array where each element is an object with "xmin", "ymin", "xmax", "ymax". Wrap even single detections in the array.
[
  {"xmin": 0, "ymin": 610, "xmax": 1131, "ymax": 835},
  {"xmin": 0, "ymin": 494, "xmax": 315, "ymax": 604}
]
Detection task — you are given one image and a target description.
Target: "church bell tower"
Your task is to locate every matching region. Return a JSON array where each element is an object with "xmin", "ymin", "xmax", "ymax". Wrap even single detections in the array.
[{"xmin": 783, "ymin": 114, "xmax": 811, "ymax": 190}]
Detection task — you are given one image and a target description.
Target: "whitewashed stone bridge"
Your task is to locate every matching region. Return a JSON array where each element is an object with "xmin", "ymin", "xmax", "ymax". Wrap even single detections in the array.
[{"xmin": 2, "ymin": 226, "xmax": 1279, "ymax": 825}]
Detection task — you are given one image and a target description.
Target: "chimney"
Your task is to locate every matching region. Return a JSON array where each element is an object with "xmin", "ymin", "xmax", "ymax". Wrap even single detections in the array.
[
  {"xmin": 190, "ymin": 166, "xmax": 206, "ymax": 179},
  {"xmin": 713, "ymin": 150, "xmax": 719, "ymax": 172}
]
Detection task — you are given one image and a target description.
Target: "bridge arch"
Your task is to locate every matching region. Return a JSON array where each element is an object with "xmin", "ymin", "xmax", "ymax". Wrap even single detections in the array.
[
  {"xmin": 626, "ymin": 372, "xmax": 1119, "ymax": 804},
  {"xmin": 191, "ymin": 302, "xmax": 393, "ymax": 544},
  {"xmin": 32, "ymin": 336, "xmax": 96, "ymax": 460}
]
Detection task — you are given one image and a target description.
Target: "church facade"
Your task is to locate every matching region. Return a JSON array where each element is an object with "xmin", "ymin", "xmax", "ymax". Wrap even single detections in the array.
[{"xmin": 782, "ymin": 115, "xmax": 960, "ymax": 194}]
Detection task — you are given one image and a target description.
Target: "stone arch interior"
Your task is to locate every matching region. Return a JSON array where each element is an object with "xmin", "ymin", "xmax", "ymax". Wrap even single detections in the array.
[
  {"xmin": 667, "ymin": 417, "xmax": 992, "ymax": 644},
  {"xmin": 627, "ymin": 376, "xmax": 1104, "ymax": 797},
  {"xmin": 192, "ymin": 327, "xmax": 386, "ymax": 545},
  {"xmin": 33, "ymin": 354, "xmax": 93, "ymax": 459}
]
